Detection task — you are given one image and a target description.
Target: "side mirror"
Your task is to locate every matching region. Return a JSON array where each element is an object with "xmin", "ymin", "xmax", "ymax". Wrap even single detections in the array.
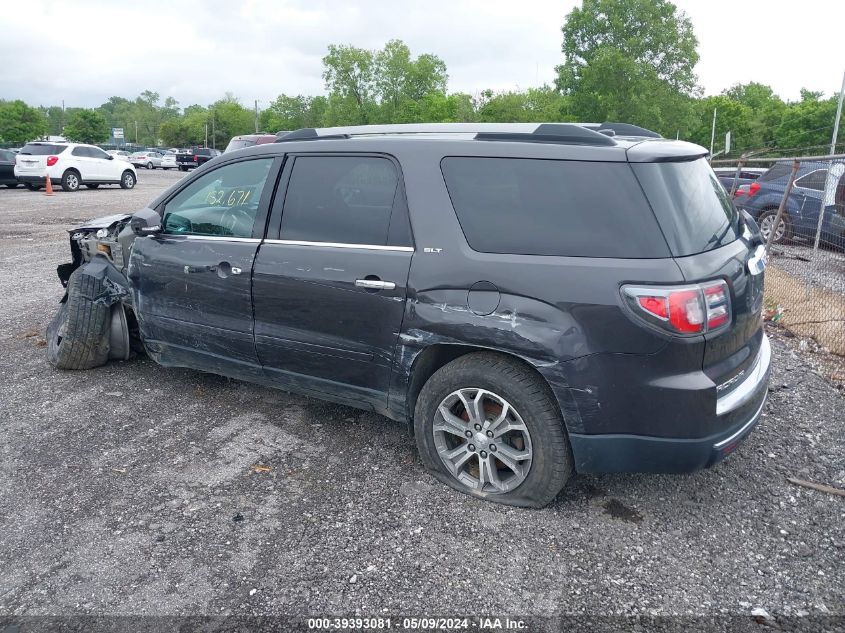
[
  {"xmin": 130, "ymin": 208, "xmax": 163, "ymax": 236},
  {"xmin": 108, "ymin": 155, "xmax": 114, "ymax": 160}
]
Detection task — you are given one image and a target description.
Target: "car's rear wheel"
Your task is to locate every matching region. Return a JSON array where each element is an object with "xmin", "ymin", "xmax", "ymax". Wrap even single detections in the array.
[
  {"xmin": 414, "ymin": 352, "xmax": 572, "ymax": 508},
  {"xmin": 758, "ymin": 208, "xmax": 793, "ymax": 244},
  {"xmin": 24, "ymin": 182, "xmax": 42, "ymax": 191},
  {"xmin": 85, "ymin": 184, "xmax": 99, "ymax": 189},
  {"xmin": 46, "ymin": 269, "xmax": 111, "ymax": 370},
  {"xmin": 146, "ymin": 162, "xmax": 153, "ymax": 170},
  {"xmin": 179, "ymin": 166, "xmax": 188, "ymax": 172},
  {"xmin": 6, "ymin": 183, "xmax": 19, "ymax": 188},
  {"xmin": 61, "ymin": 170, "xmax": 80, "ymax": 192},
  {"xmin": 120, "ymin": 171, "xmax": 136, "ymax": 189}
]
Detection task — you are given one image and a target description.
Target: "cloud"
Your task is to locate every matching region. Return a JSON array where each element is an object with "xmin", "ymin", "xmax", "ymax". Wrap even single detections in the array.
[{"xmin": 0, "ymin": 0, "xmax": 842, "ymax": 110}]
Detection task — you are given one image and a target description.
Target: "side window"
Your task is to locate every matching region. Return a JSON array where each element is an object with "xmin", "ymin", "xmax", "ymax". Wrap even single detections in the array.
[
  {"xmin": 0, "ymin": 150, "xmax": 12, "ymax": 161},
  {"xmin": 162, "ymin": 158, "xmax": 273, "ymax": 238},
  {"xmin": 795, "ymin": 169, "xmax": 827, "ymax": 191},
  {"xmin": 71, "ymin": 147, "xmax": 88, "ymax": 157},
  {"xmin": 90, "ymin": 147, "xmax": 109, "ymax": 160},
  {"xmin": 279, "ymin": 156, "xmax": 400, "ymax": 245}
]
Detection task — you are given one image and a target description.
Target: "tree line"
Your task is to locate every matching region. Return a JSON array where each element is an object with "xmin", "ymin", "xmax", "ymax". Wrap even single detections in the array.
[{"xmin": 0, "ymin": 0, "xmax": 841, "ymax": 156}]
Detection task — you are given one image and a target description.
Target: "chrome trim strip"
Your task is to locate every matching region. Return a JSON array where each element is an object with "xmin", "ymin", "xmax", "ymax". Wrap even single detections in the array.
[
  {"xmin": 716, "ymin": 334, "xmax": 771, "ymax": 416},
  {"xmin": 714, "ymin": 389, "xmax": 767, "ymax": 450},
  {"xmin": 176, "ymin": 235, "xmax": 261, "ymax": 243},
  {"xmin": 264, "ymin": 239, "xmax": 413, "ymax": 252}
]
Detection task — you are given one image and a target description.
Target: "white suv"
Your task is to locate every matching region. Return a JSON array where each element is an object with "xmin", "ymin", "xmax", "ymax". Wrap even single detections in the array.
[{"xmin": 15, "ymin": 142, "xmax": 137, "ymax": 192}]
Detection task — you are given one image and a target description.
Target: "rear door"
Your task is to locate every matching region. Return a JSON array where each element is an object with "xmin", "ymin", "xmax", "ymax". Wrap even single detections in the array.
[
  {"xmin": 128, "ymin": 156, "xmax": 280, "ymax": 380},
  {"xmin": 252, "ymin": 153, "xmax": 414, "ymax": 408},
  {"xmin": 0, "ymin": 149, "xmax": 15, "ymax": 184}
]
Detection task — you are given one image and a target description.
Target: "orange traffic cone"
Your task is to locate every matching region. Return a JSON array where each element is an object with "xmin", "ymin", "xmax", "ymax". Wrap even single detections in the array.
[{"xmin": 44, "ymin": 172, "xmax": 54, "ymax": 196}]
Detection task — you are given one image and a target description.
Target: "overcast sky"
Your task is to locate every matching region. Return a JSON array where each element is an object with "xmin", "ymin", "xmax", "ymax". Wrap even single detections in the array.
[{"xmin": 2, "ymin": 0, "xmax": 843, "ymax": 109}]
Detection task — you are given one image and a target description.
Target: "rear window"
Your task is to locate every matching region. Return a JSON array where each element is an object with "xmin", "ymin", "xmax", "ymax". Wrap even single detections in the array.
[
  {"xmin": 440, "ymin": 157, "xmax": 669, "ymax": 258},
  {"xmin": 20, "ymin": 143, "xmax": 66, "ymax": 155},
  {"xmin": 225, "ymin": 138, "xmax": 256, "ymax": 152},
  {"xmin": 632, "ymin": 158, "xmax": 739, "ymax": 257},
  {"xmin": 759, "ymin": 163, "xmax": 792, "ymax": 182}
]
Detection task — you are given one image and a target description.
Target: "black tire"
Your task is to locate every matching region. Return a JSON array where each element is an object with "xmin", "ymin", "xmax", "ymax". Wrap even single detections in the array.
[
  {"xmin": 758, "ymin": 208, "xmax": 793, "ymax": 244},
  {"xmin": 120, "ymin": 170, "xmax": 136, "ymax": 189},
  {"xmin": 46, "ymin": 269, "xmax": 111, "ymax": 370},
  {"xmin": 414, "ymin": 352, "xmax": 572, "ymax": 508},
  {"xmin": 179, "ymin": 165, "xmax": 188, "ymax": 172},
  {"xmin": 6, "ymin": 183, "xmax": 19, "ymax": 188},
  {"xmin": 85, "ymin": 183, "xmax": 99, "ymax": 189},
  {"xmin": 61, "ymin": 170, "xmax": 80, "ymax": 192},
  {"xmin": 146, "ymin": 162, "xmax": 153, "ymax": 170},
  {"xmin": 24, "ymin": 182, "xmax": 42, "ymax": 191}
]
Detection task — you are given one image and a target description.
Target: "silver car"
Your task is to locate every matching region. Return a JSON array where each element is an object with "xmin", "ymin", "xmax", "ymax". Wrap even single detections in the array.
[
  {"xmin": 160, "ymin": 152, "xmax": 178, "ymax": 170},
  {"xmin": 129, "ymin": 151, "xmax": 163, "ymax": 170}
]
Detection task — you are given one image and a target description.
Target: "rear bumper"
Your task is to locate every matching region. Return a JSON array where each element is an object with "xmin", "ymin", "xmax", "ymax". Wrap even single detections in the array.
[
  {"xmin": 16, "ymin": 174, "xmax": 60, "ymax": 185},
  {"xmin": 570, "ymin": 335, "xmax": 771, "ymax": 474},
  {"xmin": 178, "ymin": 161, "xmax": 198, "ymax": 168}
]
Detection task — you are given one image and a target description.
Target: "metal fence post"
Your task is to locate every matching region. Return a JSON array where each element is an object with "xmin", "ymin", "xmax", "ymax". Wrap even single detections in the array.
[
  {"xmin": 765, "ymin": 159, "xmax": 801, "ymax": 254},
  {"xmin": 729, "ymin": 154, "xmax": 747, "ymax": 197}
]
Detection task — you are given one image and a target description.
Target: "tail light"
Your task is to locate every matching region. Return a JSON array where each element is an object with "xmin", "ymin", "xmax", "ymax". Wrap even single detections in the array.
[
  {"xmin": 622, "ymin": 280, "xmax": 732, "ymax": 336},
  {"xmin": 46, "ymin": 155, "xmax": 58, "ymax": 166},
  {"xmin": 193, "ymin": 155, "xmax": 199, "ymax": 161},
  {"xmin": 747, "ymin": 182, "xmax": 761, "ymax": 197}
]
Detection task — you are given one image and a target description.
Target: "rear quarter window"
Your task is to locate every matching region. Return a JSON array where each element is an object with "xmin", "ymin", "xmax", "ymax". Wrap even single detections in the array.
[{"xmin": 440, "ymin": 157, "xmax": 669, "ymax": 258}]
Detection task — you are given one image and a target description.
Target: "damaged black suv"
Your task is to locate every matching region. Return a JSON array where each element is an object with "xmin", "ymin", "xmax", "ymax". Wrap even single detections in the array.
[{"xmin": 48, "ymin": 123, "xmax": 771, "ymax": 507}]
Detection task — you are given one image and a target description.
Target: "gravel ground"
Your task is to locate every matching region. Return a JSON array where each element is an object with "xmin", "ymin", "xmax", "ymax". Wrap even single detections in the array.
[
  {"xmin": 0, "ymin": 170, "xmax": 843, "ymax": 629},
  {"xmin": 770, "ymin": 244, "xmax": 845, "ymax": 297}
]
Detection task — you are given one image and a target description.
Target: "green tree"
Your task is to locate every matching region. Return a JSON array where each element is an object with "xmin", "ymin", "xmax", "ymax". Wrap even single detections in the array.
[
  {"xmin": 774, "ymin": 91, "xmax": 838, "ymax": 151},
  {"xmin": 555, "ymin": 0, "xmax": 699, "ymax": 134},
  {"xmin": 260, "ymin": 94, "xmax": 328, "ymax": 131},
  {"xmin": 721, "ymin": 82, "xmax": 785, "ymax": 149},
  {"xmin": 63, "ymin": 108, "xmax": 110, "ymax": 144},
  {"xmin": 0, "ymin": 100, "xmax": 47, "ymax": 143},
  {"xmin": 208, "ymin": 97, "xmax": 255, "ymax": 148},
  {"xmin": 322, "ymin": 44, "xmax": 376, "ymax": 124},
  {"xmin": 688, "ymin": 95, "xmax": 753, "ymax": 154}
]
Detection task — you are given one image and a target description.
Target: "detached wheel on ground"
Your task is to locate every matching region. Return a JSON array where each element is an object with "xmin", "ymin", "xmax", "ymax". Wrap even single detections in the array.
[
  {"xmin": 120, "ymin": 171, "xmax": 136, "ymax": 189},
  {"xmin": 758, "ymin": 209, "xmax": 792, "ymax": 244},
  {"xmin": 414, "ymin": 352, "xmax": 572, "ymax": 508},
  {"xmin": 61, "ymin": 170, "xmax": 80, "ymax": 192},
  {"xmin": 46, "ymin": 269, "xmax": 111, "ymax": 370}
]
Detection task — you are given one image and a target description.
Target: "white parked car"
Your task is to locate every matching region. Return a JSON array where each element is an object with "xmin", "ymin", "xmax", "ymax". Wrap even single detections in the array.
[
  {"xmin": 160, "ymin": 152, "xmax": 178, "ymax": 170},
  {"xmin": 107, "ymin": 150, "xmax": 131, "ymax": 161},
  {"xmin": 129, "ymin": 150, "xmax": 163, "ymax": 169},
  {"xmin": 15, "ymin": 142, "xmax": 137, "ymax": 192}
]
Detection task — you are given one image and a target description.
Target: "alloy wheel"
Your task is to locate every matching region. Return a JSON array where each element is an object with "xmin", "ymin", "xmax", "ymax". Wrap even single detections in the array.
[
  {"xmin": 432, "ymin": 388, "xmax": 532, "ymax": 494},
  {"xmin": 760, "ymin": 214, "xmax": 785, "ymax": 243}
]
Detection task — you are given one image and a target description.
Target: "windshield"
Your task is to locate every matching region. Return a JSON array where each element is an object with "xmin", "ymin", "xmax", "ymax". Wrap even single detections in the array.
[
  {"xmin": 632, "ymin": 158, "xmax": 740, "ymax": 257},
  {"xmin": 20, "ymin": 143, "xmax": 66, "ymax": 155}
]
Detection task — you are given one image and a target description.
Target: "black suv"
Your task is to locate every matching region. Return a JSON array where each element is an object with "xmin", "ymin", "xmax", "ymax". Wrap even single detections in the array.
[{"xmin": 47, "ymin": 123, "xmax": 771, "ymax": 508}]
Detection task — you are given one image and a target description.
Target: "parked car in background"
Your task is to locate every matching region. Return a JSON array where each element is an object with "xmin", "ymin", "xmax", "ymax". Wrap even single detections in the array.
[
  {"xmin": 223, "ymin": 133, "xmax": 280, "ymax": 153},
  {"xmin": 736, "ymin": 160, "xmax": 845, "ymax": 246},
  {"xmin": 160, "ymin": 152, "xmax": 178, "ymax": 170},
  {"xmin": 107, "ymin": 150, "xmax": 131, "ymax": 161},
  {"xmin": 0, "ymin": 148, "xmax": 19, "ymax": 188},
  {"xmin": 15, "ymin": 142, "xmax": 137, "ymax": 191},
  {"xmin": 176, "ymin": 147, "xmax": 220, "ymax": 170},
  {"xmin": 45, "ymin": 122, "xmax": 771, "ymax": 507},
  {"xmin": 129, "ymin": 151, "xmax": 164, "ymax": 170},
  {"xmin": 713, "ymin": 167, "xmax": 767, "ymax": 195}
]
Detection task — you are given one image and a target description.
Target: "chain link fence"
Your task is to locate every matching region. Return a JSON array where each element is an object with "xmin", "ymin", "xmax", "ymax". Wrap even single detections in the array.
[{"xmin": 717, "ymin": 155, "xmax": 845, "ymax": 381}]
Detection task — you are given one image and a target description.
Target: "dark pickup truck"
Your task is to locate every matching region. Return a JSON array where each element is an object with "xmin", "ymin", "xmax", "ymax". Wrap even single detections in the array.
[{"xmin": 176, "ymin": 147, "xmax": 221, "ymax": 171}]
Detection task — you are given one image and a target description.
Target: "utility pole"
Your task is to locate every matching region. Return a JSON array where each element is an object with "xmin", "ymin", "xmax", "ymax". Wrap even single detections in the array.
[
  {"xmin": 211, "ymin": 113, "xmax": 216, "ymax": 149},
  {"xmin": 254, "ymin": 100, "xmax": 259, "ymax": 133},
  {"xmin": 830, "ymin": 69, "xmax": 845, "ymax": 155},
  {"xmin": 135, "ymin": 121, "xmax": 138, "ymax": 144},
  {"xmin": 709, "ymin": 107, "xmax": 717, "ymax": 160},
  {"xmin": 205, "ymin": 123, "xmax": 208, "ymax": 148}
]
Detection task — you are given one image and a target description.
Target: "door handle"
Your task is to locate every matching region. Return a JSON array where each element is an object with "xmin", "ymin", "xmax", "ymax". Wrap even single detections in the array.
[{"xmin": 355, "ymin": 278, "xmax": 396, "ymax": 290}]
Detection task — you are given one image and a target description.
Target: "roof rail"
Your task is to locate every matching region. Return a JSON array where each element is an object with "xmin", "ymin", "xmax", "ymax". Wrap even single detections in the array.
[{"xmin": 274, "ymin": 122, "xmax": 661, "ymax": 145}]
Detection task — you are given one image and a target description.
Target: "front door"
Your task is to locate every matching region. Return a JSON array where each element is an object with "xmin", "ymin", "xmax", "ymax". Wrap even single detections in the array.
[
  {"xmin": 252, "ymin": 154, "xmax": 414, "ymax": 409},
  {"xmin": 128, "ymin": 156, "xmax": 279, "ymax": 380}
]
